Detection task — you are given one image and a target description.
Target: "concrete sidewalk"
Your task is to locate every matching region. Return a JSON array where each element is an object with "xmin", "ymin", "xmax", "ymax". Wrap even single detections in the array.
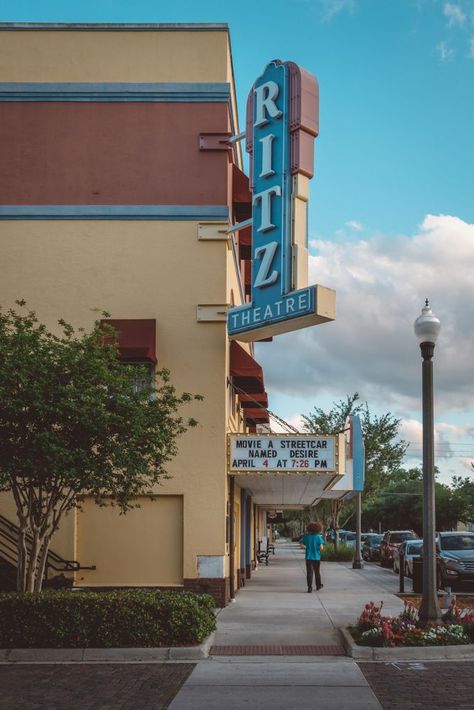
[
  {"xmin": 169, "ymin": 540, "xmax": 404, "ymax": 709},
  {"xmin": 213, "ymin": 540, "xmax": 403, "ymax": 647}
]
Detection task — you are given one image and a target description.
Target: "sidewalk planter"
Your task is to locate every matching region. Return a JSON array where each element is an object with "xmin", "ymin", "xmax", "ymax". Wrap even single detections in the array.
[
  {"xmin": 341, "ymin": 626, "xmax": 474, "ymax": 660},
  {"xmin": 0, "ymin": 632, "xmax": 216, "ymax": 663},
  {"xmin": 342, "ymin": 598, "xmax": 474, "ymax": 660}
]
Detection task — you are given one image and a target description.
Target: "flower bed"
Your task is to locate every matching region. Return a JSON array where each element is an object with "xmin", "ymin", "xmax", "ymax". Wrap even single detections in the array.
[{"xmin": 350, "ymin": 599, "xmax": 474, "ymax": 647}]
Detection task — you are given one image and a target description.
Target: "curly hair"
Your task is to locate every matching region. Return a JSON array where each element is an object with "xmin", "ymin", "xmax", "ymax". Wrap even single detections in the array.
[{"xmin": 307, "ymin": 522, "xmax": 322, "ymax": 534}]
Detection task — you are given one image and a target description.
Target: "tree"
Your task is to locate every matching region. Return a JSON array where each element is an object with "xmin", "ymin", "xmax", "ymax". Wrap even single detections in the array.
[
  {"xmin": 0, "ymin": 302, "xmax": 202, "ymax": 592},
  {"xmin": 451, "ymin": 475, "xmax": 474, "ymax": 525},
  {"xmin": 301, "ymin": 393, "xmax": 408, "ymax": 540},
  {"xmin": 363, "ymin": 468, "xmax": 468, "ymax": 533}
]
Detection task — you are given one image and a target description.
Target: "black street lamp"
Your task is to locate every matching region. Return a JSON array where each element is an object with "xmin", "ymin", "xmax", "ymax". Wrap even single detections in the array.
[{"xmin": 414, "ymin": 299, "xmax": 442, "ymax": 625}]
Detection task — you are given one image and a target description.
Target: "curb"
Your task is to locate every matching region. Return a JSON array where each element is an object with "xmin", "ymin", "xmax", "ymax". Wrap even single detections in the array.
[
  {"xmin": 340, "ymin": 627, "xmax": 474, "ymax": 661},
  {"xmin": 0, "ymin": 632, "xmax": 215, "ymax": 663}
]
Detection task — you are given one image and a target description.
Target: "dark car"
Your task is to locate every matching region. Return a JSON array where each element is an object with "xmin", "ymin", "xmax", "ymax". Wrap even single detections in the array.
[
  {"xmin": 437, "ymin": 532, "xmax": 474, "ymax": 590},
  {"xmin": 362, "ymin": 534, "xmax": 383, "ymax": 562},
  {"xmin": 380, "ymin": 530, "xmax": 419, "ymax": 567}
]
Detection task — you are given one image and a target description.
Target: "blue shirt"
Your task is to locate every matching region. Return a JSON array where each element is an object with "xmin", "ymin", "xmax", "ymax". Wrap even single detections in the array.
[{"xmin": 302, "ymin": 533, "xmax": 324, "ymax": 561}]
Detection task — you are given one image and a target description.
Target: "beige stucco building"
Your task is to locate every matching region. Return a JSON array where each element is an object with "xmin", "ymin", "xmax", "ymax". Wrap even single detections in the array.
[{"xmin": 0, "ymin": 23, "xmax": 343, "ymax": 605}]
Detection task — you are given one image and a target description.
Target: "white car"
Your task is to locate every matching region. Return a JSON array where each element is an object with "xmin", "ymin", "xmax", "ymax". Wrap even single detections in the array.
[{"xmin": 393, "ymin": 540, "xmax": 423, "ymax": 577}]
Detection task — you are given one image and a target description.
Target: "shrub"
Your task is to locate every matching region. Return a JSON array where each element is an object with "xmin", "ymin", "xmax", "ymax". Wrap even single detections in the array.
[
  {"xmin": 0, "ymin": 589, "xmax": 216, "ymax": 648},
  {"xmin": 321, "ymin": 543, "xmax": 354, "ymax": 562}
]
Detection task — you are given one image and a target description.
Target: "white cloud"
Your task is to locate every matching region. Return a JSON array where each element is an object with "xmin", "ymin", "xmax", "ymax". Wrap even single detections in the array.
[
  {"xmin": 443, "ymin": 2, "xmax": 466, "ymax": 26},
  {"xmin": 400, "ymin": 420, "xmax": 474, "ymax": 460},
  {"xmin": 270, "ymin": 413, "xmax": 305, "ymax": 433},
  {"xmin": 257, "ymin": 214, "xmax": 474, "ymax": 479},
  {"xmin": 436, "ymin": 40, "xmax": 455, "ymax": 60},
  {"xmin": 256, "ymin": 214, "xmax": 474, "ymax": 423},
  {"xmin": 345, "ymin": 220, "xmax": 364, "ymax": 231},
  {"xmin": 317, "ymin": 0, "xmax": 356, "ymax": 21}
]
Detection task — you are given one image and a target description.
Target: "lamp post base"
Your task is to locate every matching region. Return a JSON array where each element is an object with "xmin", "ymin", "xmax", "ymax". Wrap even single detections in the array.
[{"xmin": 419, "ymin": 596, "xmax": 442, "ymax": 626}]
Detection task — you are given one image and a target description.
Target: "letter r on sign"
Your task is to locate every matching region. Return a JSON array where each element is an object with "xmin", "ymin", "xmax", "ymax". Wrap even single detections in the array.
[{"xmin": 254, "ymin": 81, "xmax": 283, "ymax": 127}]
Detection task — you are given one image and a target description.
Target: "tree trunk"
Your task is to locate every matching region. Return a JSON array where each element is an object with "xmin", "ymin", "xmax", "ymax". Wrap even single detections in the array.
[
  {"xmin": 16, "ymin": 528, "xmax": 28, "ymax": 592},
  {"xmin": 34, "ymin": 536, "xmax": 50, "ymax": 593},
  {"xmin": 25, "ymin": 532, "xmax": 42, "ymax": 593},
  {"xmin": 332, "ymin": 499, "xmax": 342, "ymax": 551}
]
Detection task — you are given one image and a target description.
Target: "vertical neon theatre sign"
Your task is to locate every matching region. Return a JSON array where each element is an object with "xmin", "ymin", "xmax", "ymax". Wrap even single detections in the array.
[{"xmin": 228, "ymin": 60, "xmax": 335, "ymax": 342}]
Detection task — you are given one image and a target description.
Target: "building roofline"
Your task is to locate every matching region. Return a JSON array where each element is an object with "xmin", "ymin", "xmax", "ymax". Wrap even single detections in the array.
[{"xmin": 0, "ymin": 22, "xmax": 229, "ymax": 31}]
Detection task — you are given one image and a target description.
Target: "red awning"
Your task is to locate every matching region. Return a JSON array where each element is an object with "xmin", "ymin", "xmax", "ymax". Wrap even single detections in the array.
[
  {"xmin": 238, "ymin": 226, "xmax": 251, "ymax": 261},
  {"xmin": 232, "ymin": 164, "xmax": 252, "ymax": 222},
  {"xmin": 101, "ymin": 319, "xmax": 157, "ymax": 364},
  {"xmin": 230, "ymin": 341, "xmax": 264, "ymax": 394},
  {"xmin": 232, "ymin": 164, "xmax": 251, "ymax": 203},
  {"xmin": 244, "ymin": 408, "xmax": 270, "ymax": 424},
  {"xmin": 239, "ymin": 392, "xmax": 268, "ymax": 409},
  {"xmin": 240, "ymin": 259, "xmax": 252, "ymax": 296}
]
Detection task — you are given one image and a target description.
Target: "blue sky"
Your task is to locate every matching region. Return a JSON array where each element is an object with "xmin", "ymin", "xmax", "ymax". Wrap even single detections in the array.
[
  {"xmin": 3, "ymin": 0, "xmax": 474, "ymax": 481},
  {"xmin": 3, "ymin": 0, "xmax": 474, "ymax": 239}
]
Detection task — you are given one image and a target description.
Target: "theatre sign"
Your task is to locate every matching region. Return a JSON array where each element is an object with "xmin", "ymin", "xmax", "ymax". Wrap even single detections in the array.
[
  {"xmin": 228, "ymin": 434, "xmax": 345, "ymax": 474},
  {"xmin": 228, "ymin": 60, "xmax": 336, "ymax": 342}
]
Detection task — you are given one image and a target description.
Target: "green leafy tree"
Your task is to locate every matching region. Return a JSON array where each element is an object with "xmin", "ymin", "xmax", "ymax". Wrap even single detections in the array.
[
  {"xmin": 363, "ymin": 468, "xmax": 468, "ymax": 533},
  {"xmin": 301, "ymin": 394, "xmax": 408, "ymax": 540},
  {"xmin": 451, "ymin": 475, "xmax": 474, "ymax": 525},
  {"xmin": 0, "ymin": 302, "xmax": 202, "ymax": 592}
]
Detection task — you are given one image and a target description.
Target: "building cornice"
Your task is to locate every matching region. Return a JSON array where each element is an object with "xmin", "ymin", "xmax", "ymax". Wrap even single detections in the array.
[
  {"xmin": 0, "ymin": 82, "xmax": 231, "ymax": 102},
  {"xmin": 0, "ymin": 22, "xmax": 229, "ymax": 31}
]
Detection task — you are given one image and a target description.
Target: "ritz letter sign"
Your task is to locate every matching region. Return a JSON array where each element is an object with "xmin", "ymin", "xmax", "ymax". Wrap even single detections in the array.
[{"xmin": 227, "ymin": 60, "xmax": 336, "ymax": 342}]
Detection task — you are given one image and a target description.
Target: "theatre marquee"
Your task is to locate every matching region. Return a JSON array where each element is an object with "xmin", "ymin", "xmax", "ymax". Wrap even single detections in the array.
[{"xmin": 228, "ymin": 434, "xmax": 343, "ymax": 473}]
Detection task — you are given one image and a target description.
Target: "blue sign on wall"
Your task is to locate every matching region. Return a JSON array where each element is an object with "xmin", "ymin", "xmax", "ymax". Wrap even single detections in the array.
[{"xmin": 351, "ymin": 415, "xmax": 365, "ymax": 493}]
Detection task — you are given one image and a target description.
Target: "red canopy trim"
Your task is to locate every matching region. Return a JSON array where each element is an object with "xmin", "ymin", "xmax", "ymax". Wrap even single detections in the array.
[
  {"xmin": 230, "ymin": 341, "xmax": 265, "ymax": 394},
  {"xmin": 238, "ymin": 392, "xmax": 268, "ymax": 409},
  {"xmin": 240, "ymin": 259, "xmax": 252, "ymax": 296},
  {"xmin": 232, "ymin": 164, "xmax": 252, "ymax": 223},
  {"xmin": 238, "ymin": 225, "xmax": 251, "ymax": 261},
  {"xmin": 244, "ymin": 408, "xmax": 270, "ymax": 424},
  {"xmin": 101, "ymin": 319, "xmax": 157, "ymax": 364}
]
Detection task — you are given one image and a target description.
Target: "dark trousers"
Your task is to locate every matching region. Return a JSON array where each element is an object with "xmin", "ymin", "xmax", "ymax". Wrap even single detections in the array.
[{"xmin": 306, "ymin": 559, "xmax": 322, "ymax": 590}]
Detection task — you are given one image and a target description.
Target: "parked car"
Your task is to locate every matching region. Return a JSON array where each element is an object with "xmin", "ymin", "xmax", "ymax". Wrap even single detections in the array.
[
  {"xmin": 380, "ymin": 530, "xmax": 419, "ymax": 567},
  {"xmin": 437, "ymin": 531, "xmax": 474, "ymax": 590},
  {"xmin": 393, "ymin": 539, "xmax": 423, "ymax": 576},
  {"xmin": 362, "ymin": 534, "xmax": 383, "ymax": 562},
  {"xmin": 340, "ymin": 531, "xmax": 356, "ymax": 547}
]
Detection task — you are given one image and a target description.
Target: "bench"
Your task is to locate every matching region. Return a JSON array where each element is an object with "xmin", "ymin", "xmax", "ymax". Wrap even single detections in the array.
[{"xmin": 256, "ymin": 538, "xmax": 274, "ymax": 565}]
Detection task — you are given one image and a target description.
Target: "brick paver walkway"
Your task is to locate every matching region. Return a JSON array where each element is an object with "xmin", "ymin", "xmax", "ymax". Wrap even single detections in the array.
[
  {"xmin": 0, "ymin": 663, "xmax": 195, "ymax": 710},
  {"xmin": 210, "ymin": 644, "xmax": 345, "ymax": 655},
  {"xmin": 359, "ymin": 661, "xmax": 474, "ymax": 709}
]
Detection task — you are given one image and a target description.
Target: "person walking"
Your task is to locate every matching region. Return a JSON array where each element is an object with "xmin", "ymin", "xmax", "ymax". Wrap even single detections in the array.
[{"xmin": 301, "ymin": 522, "xmax": 325, "ymax": 592}]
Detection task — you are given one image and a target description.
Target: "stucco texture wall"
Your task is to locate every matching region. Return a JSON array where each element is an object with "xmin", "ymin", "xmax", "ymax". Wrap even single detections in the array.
[
  {"xmin": 0, "ymin": 29, "xmax": 231, "ymax": 83},
  {"xmin": 0, "ymin": 219, "xmax": 229, "ymax": 582}
]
